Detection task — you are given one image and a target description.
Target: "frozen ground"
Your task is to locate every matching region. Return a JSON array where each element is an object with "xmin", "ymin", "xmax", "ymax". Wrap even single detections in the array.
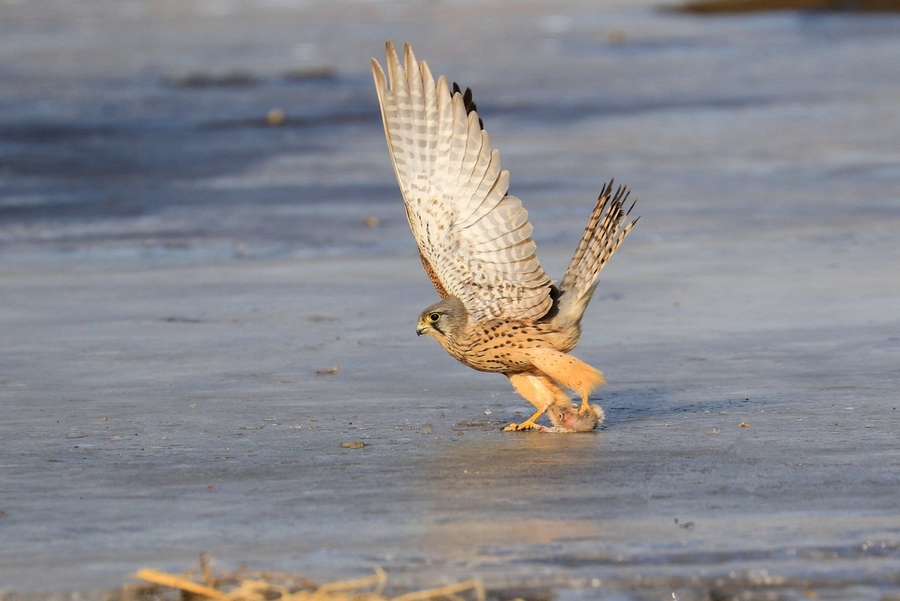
[{"xmin": 1, "ymin": 1, "xmax": 899, "ymax": 599}]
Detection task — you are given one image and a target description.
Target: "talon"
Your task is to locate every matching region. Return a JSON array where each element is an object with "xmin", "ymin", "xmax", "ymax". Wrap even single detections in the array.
[
  {"xmin": 578, "ymin": 393, "xmax": 593, "ymax": 414},
  {"xmin": 503, "ymin": 421, "xmax": 541, "ymax": 432}
]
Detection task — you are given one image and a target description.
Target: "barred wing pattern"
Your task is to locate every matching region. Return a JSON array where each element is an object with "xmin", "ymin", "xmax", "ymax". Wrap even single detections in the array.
[{"xmin": 371, "ymin": 42, "xmax": 553, "ymax": 322}]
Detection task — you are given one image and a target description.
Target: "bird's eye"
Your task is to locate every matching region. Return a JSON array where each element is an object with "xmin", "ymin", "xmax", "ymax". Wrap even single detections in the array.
[{"xmin": 428, "ymin": 312, "xmax": 440, "ymax": 322}]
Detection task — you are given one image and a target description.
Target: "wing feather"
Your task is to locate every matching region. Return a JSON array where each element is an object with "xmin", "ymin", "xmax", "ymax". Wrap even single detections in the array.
[{"xmin": 373, "ymin": 41, "xmax": 552, "ymax": 321}]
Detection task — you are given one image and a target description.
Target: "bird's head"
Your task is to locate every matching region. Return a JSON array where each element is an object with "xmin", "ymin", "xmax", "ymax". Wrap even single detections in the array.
[{"xmin": 416, "ymin": 297, "xmax": 467, "ymax": 341}]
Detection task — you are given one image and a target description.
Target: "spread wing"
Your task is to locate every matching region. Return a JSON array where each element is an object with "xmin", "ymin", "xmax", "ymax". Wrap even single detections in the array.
[{"xmin": 371, "ymin": 41, "xmax": 553, "ymax": 322}]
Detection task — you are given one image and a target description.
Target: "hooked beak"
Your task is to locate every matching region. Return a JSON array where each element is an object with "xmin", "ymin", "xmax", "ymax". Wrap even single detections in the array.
[{"xmin": 416, "ymin": 324, "xmax": 429, "ymax": 336}]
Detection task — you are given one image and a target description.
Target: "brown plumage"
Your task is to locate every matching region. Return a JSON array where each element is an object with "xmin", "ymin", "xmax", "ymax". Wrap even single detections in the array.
[{"xmin": 373, "ymin": 42, "xmax": 638, "ymax": 432}]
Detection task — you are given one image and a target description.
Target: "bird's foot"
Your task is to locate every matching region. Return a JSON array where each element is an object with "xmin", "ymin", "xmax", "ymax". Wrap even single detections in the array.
[
  {"xmin": 503, "ymin": 406, "xmax": 549, "ymax": 432},
  {"xmin": 502, "ymin": 420, "xmax": 542, "ymax": 432}
]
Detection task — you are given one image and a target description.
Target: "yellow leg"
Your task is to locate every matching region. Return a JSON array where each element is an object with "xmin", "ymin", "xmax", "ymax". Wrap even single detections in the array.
[
  {"xmin": 563, "ymin": 390, "xmax": 604, "ymax": 431},
  {"xmin": 502, "ymin": 407, "xmax": 546, "ymax": 432},
  {"xmin": 504, "ymin": 372, "xmax": 571, "ymax": 432},
  {"xmin": 578, "ymin": 391, "xmax": 592, "ymax": 413},
  {"xmin": 520, "ymin": 348, "xmax": 607, "ymax": 430}
]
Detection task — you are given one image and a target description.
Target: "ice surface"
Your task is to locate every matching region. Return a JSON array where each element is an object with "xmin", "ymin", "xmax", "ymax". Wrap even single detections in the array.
[{"xmin": 1, "ymin": 1, "xmax": 899, "ymax": 599}]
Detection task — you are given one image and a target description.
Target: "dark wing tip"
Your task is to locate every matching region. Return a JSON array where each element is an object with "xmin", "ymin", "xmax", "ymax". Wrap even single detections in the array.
[{"xmin": 452, "ymin": 81, "xmax": 484, "ymax": 130}]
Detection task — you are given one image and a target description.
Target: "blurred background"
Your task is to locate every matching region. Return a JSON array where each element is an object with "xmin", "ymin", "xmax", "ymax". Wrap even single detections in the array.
[
  {"xmin": 2, "ymin": 0, "xmax": 897, "ymax": 270},
  {"xmin": 2, "ymin": 0, "xmax": 899, "ymax": 597}
]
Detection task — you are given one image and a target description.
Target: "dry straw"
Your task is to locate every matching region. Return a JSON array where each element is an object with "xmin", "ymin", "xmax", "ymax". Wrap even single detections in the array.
[{"xmin": 126, "ymin": 557, "xmax": 484, "ymax": 601}]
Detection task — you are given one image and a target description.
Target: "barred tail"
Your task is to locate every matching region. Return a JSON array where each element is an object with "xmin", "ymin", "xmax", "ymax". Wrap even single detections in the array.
[{"xmin": 555, "ymin": 181, "xmax": 638, "ymax": 327}]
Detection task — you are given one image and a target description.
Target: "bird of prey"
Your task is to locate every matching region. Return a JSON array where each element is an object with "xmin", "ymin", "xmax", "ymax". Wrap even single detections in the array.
[{"xmin": 371, "ymin": 41, "xmax": 638, "ymax": 432}]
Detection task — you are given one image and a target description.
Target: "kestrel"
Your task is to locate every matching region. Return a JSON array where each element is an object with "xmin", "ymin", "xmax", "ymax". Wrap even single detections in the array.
[{"xmin": 372, "ymin": 42, "xmax": 638, "ymax": 432}]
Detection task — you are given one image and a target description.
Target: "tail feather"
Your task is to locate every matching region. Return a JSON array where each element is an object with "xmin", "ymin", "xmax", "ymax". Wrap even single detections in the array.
[{"xmin": 556, "ymin": 181, "xmax": 638, "ymax": 326}]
